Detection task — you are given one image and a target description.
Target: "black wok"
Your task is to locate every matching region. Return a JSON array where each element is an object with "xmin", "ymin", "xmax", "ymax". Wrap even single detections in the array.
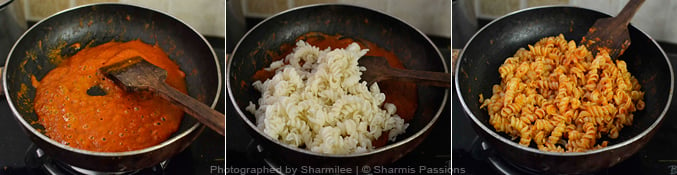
[
  {"xmin": 454, "ymin": 6, "xmax": 673, "ymax": 174},
  {"xmin": 227, "ymin": 4, "xmax": 448, "ymax": 168},
  {"xmin": 3, "ymin": 3, "xmax": 221, "ymax": 172}
]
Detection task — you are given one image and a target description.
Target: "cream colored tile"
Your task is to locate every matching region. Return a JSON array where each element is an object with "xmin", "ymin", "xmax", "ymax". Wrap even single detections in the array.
[
  {"xmin": 243, "ymin": 0, "xmax": 288, "ymax": 17},
  {"xmin": 630, "ymin": 0, "xmax": 667, "ymax": 41},
  {"xmin": 168, "ymin": 0, "xmax": 225, "ymax": 37},
  {"xmin": 295, "ymin": 0, "xmax": 337, "ymax": 7},
  {"xmin": 478, "ymin": 0, "xmax": 519, "ymax": 17},
  {"xmin": 27, "ymin": 0, "xmax": 70, "ymax": 20},
  {"xmin": 432, "ymin": 0, "xmax": 451, "ymax": 37},
  {"xmin": 119, "ymin": 0, "xmax": 169, "ymax": 12},
  {"xmin": 15, "ymin": 0, "xmax": 26, "ymax": 23},
  {"xmin": 75, "ymin": 0, "xmax": 119, "ymax": 6},
  {"xmin": 527, "ymin": 0, "xmax": 569, "ymax": 7},
  {"xmin": 387, "ymin": 0, "xmax": 450, "ymax": 37},
  {"xmin": 570, "ymin": 0, "xmax": 620, "ymax": 16},
  {"xmin": 664, "ymin": 0, "xmax": 677, "ymax": 43},
  {"xmin": 338, "ymin": 0, "xmax": 388, "ymax": 13}
]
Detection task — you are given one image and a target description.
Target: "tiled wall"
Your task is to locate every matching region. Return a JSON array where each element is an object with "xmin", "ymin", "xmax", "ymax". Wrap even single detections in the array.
[
  {"xmin": 473, "ymin": 0, "xmax": 677, "ymax": 43},
  {"xmin": 241, "ymin": 0, "xmax": 451, "ymax": 37},
  {"xmin": 19, "ymin": 0, "xmax": 225, "ymax": 37}
]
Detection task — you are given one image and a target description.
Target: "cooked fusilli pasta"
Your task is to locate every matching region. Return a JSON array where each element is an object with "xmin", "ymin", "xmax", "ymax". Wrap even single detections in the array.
[
  {"xmin": 246, "ymin": 40, "xmax": 408, "ymax": 154},
  {"xmin": 480, "ymin": 34, "xmax": 645, "ymax": 152}
]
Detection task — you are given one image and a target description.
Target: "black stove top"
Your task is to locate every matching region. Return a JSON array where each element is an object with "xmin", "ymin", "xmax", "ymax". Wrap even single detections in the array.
[
  {"xmin": 0, "ymin": 47, "xmax": 226, "ymax": 175},
  {"xmin": 452, "ymin": 49, "xmax": 677, "ymax": 174}
]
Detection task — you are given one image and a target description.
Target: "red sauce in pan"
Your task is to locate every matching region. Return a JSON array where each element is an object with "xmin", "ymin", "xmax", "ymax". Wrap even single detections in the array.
[
  {"xmin": 34, "ymin": 40, "xmax": 187, "ymax": 152},
  {"xmin": 253, "ymin": 32, "xmax": 419, "ymax": 148}
]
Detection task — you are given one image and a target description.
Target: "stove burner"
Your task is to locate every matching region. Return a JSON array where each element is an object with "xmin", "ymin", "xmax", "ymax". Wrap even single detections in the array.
[
  {"xmin": 478, "ymin": 141, "xmax": 541, "ymax": 175},
  {"xmin": 245, "ymin": 139, "xmax": 410, "ymax": 175},
  {"xmin": 24, "ymin": 144, "xmax": 167, "ymax": 175},
  {"xmin": 246, "ymin": 140, "xmax": 289, "ymax": 175},
  {"xmin": 467, "ymin": 136, "xmax": 548, "ymax": 175},
  {"xmin": 472, "ymin": 139, "xmax": 600, "ymax": 175}
]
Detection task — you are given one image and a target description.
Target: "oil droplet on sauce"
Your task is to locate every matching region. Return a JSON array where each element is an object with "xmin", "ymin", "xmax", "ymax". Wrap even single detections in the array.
[{"xmin": 34, "ymin": 40, "xmax": 187, "ymax": 152}]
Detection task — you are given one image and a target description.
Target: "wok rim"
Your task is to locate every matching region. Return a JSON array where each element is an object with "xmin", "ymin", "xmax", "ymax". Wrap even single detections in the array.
[
  {"xmin": 454, "ymin": 5, "xmax": 674, "ymax": 156},
  {"xmin": 2, "ymin": 2, "xmax": 222, "ymax": 157},
  {"xmin": 226, "ymin": 3, "xmax": 449, "ymax": 158}
]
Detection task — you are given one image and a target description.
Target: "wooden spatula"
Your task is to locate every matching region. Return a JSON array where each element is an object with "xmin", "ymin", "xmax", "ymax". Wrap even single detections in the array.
[
  {"xmin": 99, "ymin": 57, "xmax": 225, "ymax": 136},
  {"xmin": 582, "ymin": 0, "xmax": 645, "ymax": 59},
  {"xmin": 358, "ymin": 56, "xmax": 450, "ymax": 88}
]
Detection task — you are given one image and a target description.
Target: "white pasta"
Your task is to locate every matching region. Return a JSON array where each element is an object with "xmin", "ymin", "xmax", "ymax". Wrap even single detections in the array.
[{"xmin": 246, "ymin": 40, "xmax": 408, "ymax": 154}]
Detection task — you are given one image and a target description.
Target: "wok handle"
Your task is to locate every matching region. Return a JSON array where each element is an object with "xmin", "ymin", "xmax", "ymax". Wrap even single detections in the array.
[{"xmin": 155, "ymin": 82, "xmax": 225, "ymax": 136}]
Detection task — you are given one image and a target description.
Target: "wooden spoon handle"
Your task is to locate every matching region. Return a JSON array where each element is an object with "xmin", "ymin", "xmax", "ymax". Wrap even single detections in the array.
[
  {"xmin": 617, "ymin": 0, "xmax": 645, "ymax": 26},
  {"xmin": 389, "ymin": 68, "xmax": 451, "ymax": 88},
  {"xmin": 156, "ymin": 82, "xmax": 225, "ymax": 136}
]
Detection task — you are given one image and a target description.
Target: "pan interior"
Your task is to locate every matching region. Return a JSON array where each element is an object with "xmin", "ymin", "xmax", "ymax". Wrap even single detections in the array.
[
  {"xmin": 457, "ymin": 6, "xmax": 671, "ymax": 152},
  {"xmin": 5, "ymin": 4, "xmax": 220, "ymax": 152},
  {"xmin": 228, "ymin": 4, "xmax": 447, "ymax": 154}
]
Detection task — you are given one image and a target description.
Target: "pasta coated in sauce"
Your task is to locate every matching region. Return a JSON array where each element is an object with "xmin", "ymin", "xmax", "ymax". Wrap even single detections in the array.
[{"xmin": 480, "ymin": 34, "xmax": 645, "ymax": 152}]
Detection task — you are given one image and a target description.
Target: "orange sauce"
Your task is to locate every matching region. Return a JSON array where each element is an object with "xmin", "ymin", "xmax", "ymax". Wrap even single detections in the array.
[{"xmin": 34, "ymin": 40, "xmax": 187, "ymax": 152}]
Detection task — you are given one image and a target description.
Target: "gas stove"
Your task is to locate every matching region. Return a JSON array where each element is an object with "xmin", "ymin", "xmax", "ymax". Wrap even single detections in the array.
[
  {"xmin": 452, "ymin": 48, "xmax": 677, "ymax": 175},
  {"xmin": 0, "ymin": 43, "xmax": 226, "ymax": 175}
]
